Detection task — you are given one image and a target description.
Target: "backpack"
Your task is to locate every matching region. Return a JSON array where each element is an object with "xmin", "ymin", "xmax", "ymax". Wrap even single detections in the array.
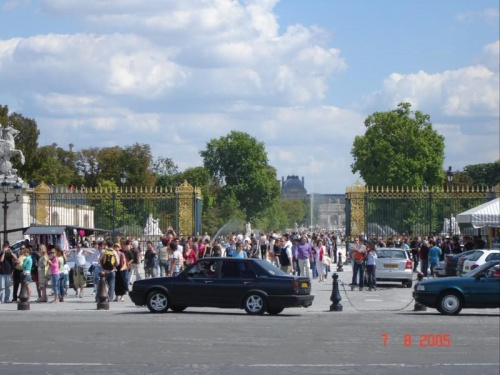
[{"xmin": 102, "ymin": 249, "xmax": 116, "ymax": 271}]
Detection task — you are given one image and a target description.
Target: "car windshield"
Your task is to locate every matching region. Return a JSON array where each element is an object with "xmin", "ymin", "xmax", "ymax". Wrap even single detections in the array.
[
  {"xmin": 464, "ymin": 261, "xmax": 500, "ymax": 277},
  {"xmin": 254, "ymin": 259, "xmax": 288, "ymax": 276},
  {"xmin": 377, "ymin": 249, "xmax": 406, "ymax": 259}
]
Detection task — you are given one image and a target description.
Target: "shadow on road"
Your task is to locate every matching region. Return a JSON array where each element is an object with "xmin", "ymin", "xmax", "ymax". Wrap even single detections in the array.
[
  {"xmin": 117, "ymin": 310, "xmax": 302, "ymax": 317},
  {"xmin": 400, "ymin": 312, "xmax": 500, "ymax": 317}
]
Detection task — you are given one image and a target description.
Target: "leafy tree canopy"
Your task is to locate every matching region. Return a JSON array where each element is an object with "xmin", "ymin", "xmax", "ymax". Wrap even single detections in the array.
[
  {"xmin": 463, "ymin": 161, "xmax": 500, "ymax": 187},
  {"xmin": 201, "ymin": 131, "xmax": 280, "ymax": 221},
  {"xmin": 351, "ymin": 102, "xmax": 445, "ymax": 187}
]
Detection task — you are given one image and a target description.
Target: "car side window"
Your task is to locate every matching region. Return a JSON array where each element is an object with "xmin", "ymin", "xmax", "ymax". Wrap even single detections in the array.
[
  {"xmin": 220, "ymin": 261, "xmax": 256, "ymax": 279},
  {"xmin": 485, "ymin": 253, "xmax": 500, "ymax": 261},
  {"xmin": 186, "ymin": 260, "xmax": 218, "ymax": 278}
]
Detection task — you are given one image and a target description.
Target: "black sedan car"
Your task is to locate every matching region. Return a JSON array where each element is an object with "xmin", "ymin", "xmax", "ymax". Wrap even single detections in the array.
[
  {"xmin": 413, "ymin": 261, "xmax": 500, "ymax": 315},
  {"xmin": 129, "ymin": 258, "xmax": 314, "ymax": 315}
]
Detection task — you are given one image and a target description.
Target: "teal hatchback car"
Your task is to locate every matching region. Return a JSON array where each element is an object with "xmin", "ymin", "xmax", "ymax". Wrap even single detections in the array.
[{"xmin": 413, "ymin": 261, "xmax": 500, "ymax": 315}]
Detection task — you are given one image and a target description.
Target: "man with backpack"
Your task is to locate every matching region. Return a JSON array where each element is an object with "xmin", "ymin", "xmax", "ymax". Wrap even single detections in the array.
[{"xmin": 100, "ymin": 240, "xmax": 120, "ymax": 301}]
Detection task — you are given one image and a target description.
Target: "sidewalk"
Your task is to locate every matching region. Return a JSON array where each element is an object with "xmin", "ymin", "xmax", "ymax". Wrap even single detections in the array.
[{"xmin": 0, "ymin": 266, "xmax": 418, "ymax": 315}]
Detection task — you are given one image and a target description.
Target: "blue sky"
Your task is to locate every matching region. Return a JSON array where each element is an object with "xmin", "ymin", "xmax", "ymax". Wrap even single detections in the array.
[{"xmin": 0, "ymin": 0, "xmax": 498, "ymax": 193}]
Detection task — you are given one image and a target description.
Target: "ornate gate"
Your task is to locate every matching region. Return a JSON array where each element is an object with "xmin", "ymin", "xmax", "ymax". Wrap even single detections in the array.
[
  {"xmin": 346, "ymin": 182, "xmax": 499, "ymax": 238},
  {"xmin": 31, "ymin": 181, "xmax": 202, "ymax": 239}
]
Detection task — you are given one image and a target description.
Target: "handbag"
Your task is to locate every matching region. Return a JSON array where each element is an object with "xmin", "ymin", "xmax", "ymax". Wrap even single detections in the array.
[{"xmin": 323, "ymin": 256, "xmax": 332, "ymax": 266}]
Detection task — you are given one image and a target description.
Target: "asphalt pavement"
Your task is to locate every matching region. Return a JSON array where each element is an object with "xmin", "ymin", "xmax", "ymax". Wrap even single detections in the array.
[{"xmin": 0, "ymin": 264, "xmax": 498, "ymax": 375}]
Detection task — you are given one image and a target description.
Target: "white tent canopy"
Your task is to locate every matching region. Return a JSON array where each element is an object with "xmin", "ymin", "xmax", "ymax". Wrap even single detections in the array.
[{"xmin": 456, "ymin": 198, "xmax": 500, "ymax": 228}]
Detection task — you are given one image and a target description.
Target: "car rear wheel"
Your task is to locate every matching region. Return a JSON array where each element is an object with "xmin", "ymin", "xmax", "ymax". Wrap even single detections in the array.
[
  {"xmin": 267, "ymin": 307, "xmax": 284, "ymax": 315},
  {"xmin": 146, "ymin": 290, "xmax": 169, "ymax": 313},
  {"xmin": 402, "ymin": 280, "xmax": 413, "ymax": 288},
  {"xmin": 170, "ymin": 305, "xmax": 187, "ymax": 313},
  {"xmin": 244, "ymin": 294, "xmax": 267, "ymax": 315},
  {"xmin": 437, "ymin": 291, "xmax": 463, "ymax": 315}
]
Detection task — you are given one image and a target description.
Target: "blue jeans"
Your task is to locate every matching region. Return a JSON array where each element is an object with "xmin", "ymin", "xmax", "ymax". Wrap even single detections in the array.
[
  {"xmin": 311, "ymin": 261, "xmax": 318, "ymax": 278},
  {"xmin": 352, "ymin": 262, "xmax": 365, "ymax": 287},
  {"xmin": 0, "ymin": 274, "xmax": 12, "ymax": 301},
  {"xmin": 421, "ymin": 259, "xmax": 429, "ymax": 277},
  {"xmin": 105, "ymin": 272, "xmax": 116, "ymax": 301},
  {"xmin": 159, "ymin": 260, "xmax": 169, "ymax": 277},
  {"xmin": 51, "ymin": 274, "xmax": 60, "ymax": 295},
  {"xmin": 59, "ymin": 274, "xmax": 67, "ymax": 297},
  {"xmin": 366, "ymin": 265, "xmax": 377, "ymax": 289},
  {"xmin": 93, "ymin": 265, "xmax": 101, "ymax": 293}
]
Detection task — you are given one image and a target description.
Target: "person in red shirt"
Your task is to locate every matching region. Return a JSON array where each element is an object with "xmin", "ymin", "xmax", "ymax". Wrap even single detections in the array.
[
  {"xmin": 183, "ymin": 244, "xmax": 198, "ymax": 267},
  {"xmin": 351, "ymin": 237, "xmax": 367, "ymax": 291}
]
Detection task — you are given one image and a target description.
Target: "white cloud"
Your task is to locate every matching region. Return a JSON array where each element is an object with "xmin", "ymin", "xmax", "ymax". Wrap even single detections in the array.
[
  {"xmin": 368, "ymin": 65, "xmax": 499, "ymax": 118},
  {"xmin": 455, "ymin": 8, "xmax": 500, "ymax": 25}
]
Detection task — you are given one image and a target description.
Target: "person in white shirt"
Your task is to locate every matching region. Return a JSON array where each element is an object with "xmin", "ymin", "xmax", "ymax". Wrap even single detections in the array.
[
  {"xmin": 279, "ymin": 234, "xmax": 294, "ymax": 275},
  {"xmin": 258, "ymin": 232, "xmax": 268, "ymax": 260},
  {"xmin": 365, "ymin": 244, "xmax": 378, "ymax": 291},
  {"xmin": 71, "ymin": 244, "xmax": 94, "ymax": 298}
]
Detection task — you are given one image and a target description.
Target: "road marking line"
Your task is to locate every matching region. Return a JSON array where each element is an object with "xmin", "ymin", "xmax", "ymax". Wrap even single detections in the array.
[
  {"xmin": 246, "ymin": 363, "xmax": 500, "ymax": 368},
  {"xmin": 0, "ymin": 362, "xmax": 113, "ymax": 366}
]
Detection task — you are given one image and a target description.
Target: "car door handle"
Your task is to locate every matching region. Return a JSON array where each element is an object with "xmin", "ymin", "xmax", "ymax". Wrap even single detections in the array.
[
  {"xmin": 204, "ymin": 281, "xmax": 213, "ymax": 284},
  {"xmin": 243, "ymin": 282, "xmax": 251, "ymax": 285}
]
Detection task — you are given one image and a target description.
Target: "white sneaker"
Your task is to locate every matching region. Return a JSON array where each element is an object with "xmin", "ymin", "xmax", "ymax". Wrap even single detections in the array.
[{"xmin": 76, "ymin": 291, "xmax": 80, "ymax": 298}]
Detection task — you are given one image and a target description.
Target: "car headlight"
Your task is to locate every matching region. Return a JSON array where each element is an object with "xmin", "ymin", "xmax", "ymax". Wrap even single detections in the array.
[{"xmin": 416, "ymin": 284, "xmax": 425, "ymax": 291}]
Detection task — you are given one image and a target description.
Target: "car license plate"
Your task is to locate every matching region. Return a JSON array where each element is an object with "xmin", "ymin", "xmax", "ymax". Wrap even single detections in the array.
[
  {"xmin": 301, "ymin": 282, "xmax": 308, "ymax": 288},
  {"xmin": 384, "ymin": 264, "xmax": 398, "ymax": 268}
]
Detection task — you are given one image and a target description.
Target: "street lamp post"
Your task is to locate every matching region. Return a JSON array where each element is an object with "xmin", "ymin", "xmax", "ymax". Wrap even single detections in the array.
[
  {"xmin": 446, "ymin": 166, "xmax": 454, "ymax": 236},
  {"xmin": 120, "ymin": 169, "xmax": 127, "ymax": 232},
  {"xmin": 2, "ymin": 177, "xmax": 22, "ymax": 244}
]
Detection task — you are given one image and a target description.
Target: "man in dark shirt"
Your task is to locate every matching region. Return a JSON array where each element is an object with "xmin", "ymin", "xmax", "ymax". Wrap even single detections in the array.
[
  {"xmin": 129, "ymin": 240, "xmax": 142, "ymax": 284},
  {"xmin": 410, "ymin": 237, "xmax": 420, "ymax": 272},
  {"xmin": 143, "ymin": 241, "xmax": 157, "ymax": 279},
  {"xmin": 0, "ymin": 243, "xmax": 17, "ymax": 303},
  {"xmin": 419, "ymin": 240, "xmax": 430, "ymax": 277}
]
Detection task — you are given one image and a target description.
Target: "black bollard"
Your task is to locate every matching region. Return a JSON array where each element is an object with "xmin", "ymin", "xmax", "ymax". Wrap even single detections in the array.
[
  {"xmin": 330, "ymin": 273, "xmax": 343, "ymax": 312},
  {"xmin": 414, "ymin": 272, "xmax": 427, "ymax": 311},
  {"xmin": 337, "ymin": 252, "xmax": 344, "ymax": 272},
  {"xmin": 18, "ymin": 273, "xmax": 30, "ymax": 311},
  {"xmin": 96, "ymin": 271, "xmax": 109, "ymax": 310}
]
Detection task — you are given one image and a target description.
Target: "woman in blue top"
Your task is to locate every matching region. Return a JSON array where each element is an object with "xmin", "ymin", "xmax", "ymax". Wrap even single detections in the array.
[
  {"xmin": 232, "ymin": 243, "xmax": 247, "ymax": 259},
  {"xmin": 21, "ymin": 247, "xmax": 33, "ymax": 299},
  {"xmin": 428, "ymin": 240, "xmax": 442, "ymax": 277}
]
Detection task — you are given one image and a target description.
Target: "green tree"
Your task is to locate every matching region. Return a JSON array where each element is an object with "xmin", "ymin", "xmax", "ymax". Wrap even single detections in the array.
[
  {"xmin": 201, "ymin": 131, "xmax": 281, "ymax": 222},
  {"xmin": 30, "ymin": 145, "xmax": 77, "ymax": 186},
  {"xmin": 351, "ymin": 102, "xmax": 445, "ymax": 186},
  {"xmin": 151, "ymin": 156, "xmax": 178, "ymax": 176},
  {"xmin": 463, "ymin": 161, "xmax": 500, "ymax": 187},
  {"xmin": 121, "ymin": 143, "xmax": 156, "ymax": 187},
  {"xmin": 0, "ymin": 105, "xmax": 40, "ymax": 180},
  {"xmin": 279, "ymin": 199, "xmax": 306, "ymax": 228}
]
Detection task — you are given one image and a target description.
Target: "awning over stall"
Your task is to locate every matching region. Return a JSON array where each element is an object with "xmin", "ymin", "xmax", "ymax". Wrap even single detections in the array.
[{"xmin": 456, "ymin": 198, "xmax": 500, "ymax": 228}]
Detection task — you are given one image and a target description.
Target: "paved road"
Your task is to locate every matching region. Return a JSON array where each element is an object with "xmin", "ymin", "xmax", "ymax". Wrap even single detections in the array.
[{"xmin": 0, "ymin": 268, "xmax": 498, "ymax": 375}]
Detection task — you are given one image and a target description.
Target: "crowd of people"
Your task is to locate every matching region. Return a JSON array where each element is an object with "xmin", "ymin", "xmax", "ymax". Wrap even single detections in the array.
[
  {"xmin": 0, "ymin": 229, "xmax": 491, "ymax": 305},
  {"xmin": 346, "ymin": 233, "xmax": 490, "ymax": 292}
]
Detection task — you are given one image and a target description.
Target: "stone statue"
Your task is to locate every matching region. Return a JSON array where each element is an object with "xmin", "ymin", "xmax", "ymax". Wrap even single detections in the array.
[
  {"xmin": 143, "ymin": 214, "xmax": 163, "ymax": 237},
  {"xmin": 0, "ymin": 124, "xmax": 25, "ymax": 178},
  {"xmin": 245, "ymin": 222, "xmax": 252, "ymax": 237},
  {"xmin": 294, "ymin": 222, "xmax": 299, "ymax": 232}
]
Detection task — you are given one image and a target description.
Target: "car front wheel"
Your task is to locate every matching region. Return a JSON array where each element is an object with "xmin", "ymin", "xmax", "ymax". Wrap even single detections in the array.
[
  {"xmin": 146, "ymin": 290, "xmax": 169, "ymax": 313},
  {"xmin": 437, "ymin": 291, "xmax": 463, "ymax": 315},
  {"xmin": 244, "ymin": 294, "xmax": 267, "ymax": 315}
]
